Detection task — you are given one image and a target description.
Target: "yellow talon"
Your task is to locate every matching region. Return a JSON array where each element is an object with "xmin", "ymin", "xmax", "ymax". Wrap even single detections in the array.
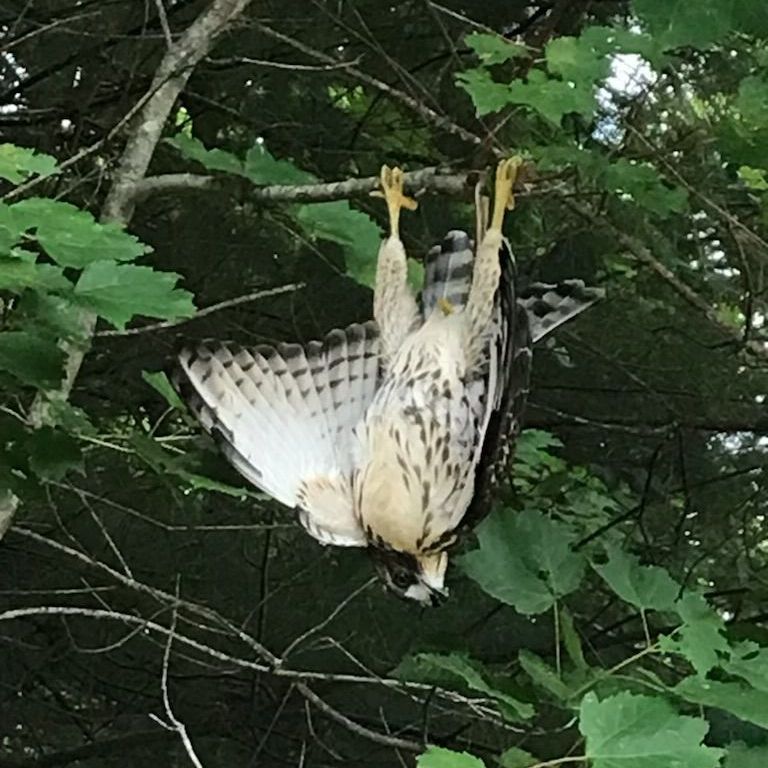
[
  {"xmin": 490, "ymin": 156, "xmax": 523, "ymax": 232},
  {"xmin": 437, "ymin": 297, "xmax": 454, "ymax": 316},
  {"xmin": 372, "ymin": 164, "xmax": 417, "ymax": 239}
]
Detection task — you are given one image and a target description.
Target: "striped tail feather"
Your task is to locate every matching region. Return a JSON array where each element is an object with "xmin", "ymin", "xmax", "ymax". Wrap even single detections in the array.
[
  {"xmin": 420, "ymin": 230, "xmax": 603, "ymax": 341},
  {"xmin": 518, "ymin": 280, "xmax": 605, "ymax": 343},
  {"xmin": 421, "ymin": 230, "xmax": 475, "ymax": 316}
]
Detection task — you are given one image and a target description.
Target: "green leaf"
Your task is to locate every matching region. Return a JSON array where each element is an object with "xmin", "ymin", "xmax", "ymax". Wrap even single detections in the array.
[
  {"xmin": 41, "ymin": 400, "xmax": 95, "ymax": 435},
  {"xmin": 580, "ymin": 691, "xmax": 723, "ymax": 768},
  {"xmin": 11, "ymin": 198, "xmax": 150, "ymax": 268},
  {"xmin": 15, "ymin": 292, "xmax": 88, "ymax": 342},
  {"xmin": 0, "ymin": 331, "xmax": 64, "ymax": 388},
  {"xmin": 296, "ymin": 201, "xmax": 380, "ymax": 287},
  {"xmin": 724, "ymin": 743, "xmax": 768, "ymax": 768},
  {"xmin": 74, "ymin": 261, "xmax": 195, "ymax": 329},
  {"xmin": 460, "ymin": 509, "xmax": 585, "ymax": 614},
  {"xmin": 545, "ymin": 35, "xmax": 610, "ymax": 84},
  {"xmin": 0, "ymin": 257, "xmax": 70, "ymax": 292},
  {"xmin": 243, "ymin": 145, "xmax": 315, "ymax": 185},
  {"xmin": 593, "ymin": 544, "xmax": 679, "ymax": 611},
  {"xmin": 724, "ymin": 641, "xmax": 768, "ymax": 694},
  {"xmin": 506, "ymin": 69, "xmax": 596, "ymax": 125},
  {"xmin": 0, "ymin": 143, "xmax": 58, "ymax": 184},
  {"xmin": 0, "ymin": 202, "xmax": 27, "ymax": 251},
  {"xmin": 738, "ymin": 166, "xmax": 768, "ymax": 190},
  {"xmin": 465, "ymin": 33, "xmax": 528, "ymax": 65},
  {"xmin": 26, "ymin": 427, "xmax": 83, "ymax": 481},
  {"xmin": 498, "ymin": 747, "xmax": 536, "ymax": 768},
  {"xmin": 456, "ymin": 68, "xmax": 518, "ymax": 116},
  {"xmin": 397, "ymin": 652, "xmax": 534, "ymax": 721},
  {"xmin": 736, "ymin": 76, "xmax": 768, "ymax": 128},
  {"xmin": 560, "ymin": 607, "xmax": 588, "ymax": 670},
  {"xmin": 165, "ymin": 134, "xmax": 244, "ymax": 175},
  {"xmin": 418, "ymin": 746, "xmax": 485, "ymax": 768},
  {"xmin": 659, "ymin": 592, "xmax": 730, "ymax": 676},
  {"xmin": 142, "ymin": 370, "xmax": 185, "ymax": 410},
  {"xmin": 518, "ymin": 650, "xmax": 572, "ymax": 701},
  {"xmin": 675, "ymin": 677, "xmax": 768, "ymax": 729},
  {"xmin": 603, "ymin": 161, "xmax": 687, "ymax": 217},
  {"xmin": 130, "ymin": 434, "xmax": 254, "ymax": 499},
  {"xmin": 633, "ymin": 0, "xmax": 732, "ymax": 50}
]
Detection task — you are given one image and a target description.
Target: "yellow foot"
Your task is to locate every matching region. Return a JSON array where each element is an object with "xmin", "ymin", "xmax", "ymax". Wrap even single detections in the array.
[
  {"xmin": 490, "ymin": 156, "xmax": 523, "ymax": 232},
  {"xmin": 372, "ymin": 165, "xmax": 418, "ymax": 238}
]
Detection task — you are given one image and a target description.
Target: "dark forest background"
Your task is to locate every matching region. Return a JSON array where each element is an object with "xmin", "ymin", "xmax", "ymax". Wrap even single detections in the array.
[{"xmin": 1, "ymin": 1, "xmax": 768, "ymax": 766}]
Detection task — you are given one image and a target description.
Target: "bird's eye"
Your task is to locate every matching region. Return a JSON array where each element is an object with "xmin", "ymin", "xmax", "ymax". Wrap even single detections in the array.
[{"xmin": 392, "ymin": 570, "xmax": 412, "ymax": 589}]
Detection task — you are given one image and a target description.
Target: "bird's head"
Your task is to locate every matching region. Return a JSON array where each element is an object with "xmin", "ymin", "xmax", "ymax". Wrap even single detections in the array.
[{"xmin": 368, "ymin": 547, "xmax": 448, "ymax": 606}]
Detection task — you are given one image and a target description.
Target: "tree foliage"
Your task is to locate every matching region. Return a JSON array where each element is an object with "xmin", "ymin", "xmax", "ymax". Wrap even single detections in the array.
[{"xmin": 1, "ymin": 0, "xmax": 768, "ymax": 766}]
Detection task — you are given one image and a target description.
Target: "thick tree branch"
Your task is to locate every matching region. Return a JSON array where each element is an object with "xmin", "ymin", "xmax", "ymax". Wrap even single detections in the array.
[
  {"xmin": 130, "ymin": 166, "xmax": 480, "ymax": 204},
  {"xmin": 28, "ymin": 0, "xmax": 256, "ymax": 432}
]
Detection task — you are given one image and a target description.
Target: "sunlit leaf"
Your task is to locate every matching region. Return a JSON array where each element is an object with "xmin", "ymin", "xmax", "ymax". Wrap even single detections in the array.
[
  {"xmin": 142, "ymin": 370, "xmax": 185, "ymax": 410},
  {"xmin": 724, "ymin": 742, "xmax": 768, "ymax": 768},
  {"xmin": 465, "ymin": 33, "xmax": 528, "ymax": 65},
  {"xmin": 633, "ymin": 0, "xmax": 732, "ymax": 50},
  {"xmin": 456, "ymin": 68, "xmax": 517, "ymax": 116},
  {"xmin": 580, "ymin": 691, "xmax": 723, "ymax": 768},
  {"xmin": 297, "ymin": 201, "xmax": 380, "ymax": 287},
  {"xmin": 0, "ymin": 143, "xmax": 58, "ymax": 184},
  {"xmin": 74, "ymin": 260, "xmax": 195, "ymax": 329},
  {"xmin": 165, "ymin": 133, "xmax": 244, "ymax": 175},
  {"xmin": 418, "ymin": 746, "xmax": 485, "ymax": 768},
  {"xmin": 12, "ymin": 198, "xmax": 150, "ymax": 267},
  {"xmin": 498, "ymin": 747, "xmax": 536, "ymax": 768},
  {"xmin": 243, "ymin": 145, "xmax": 315, "ymax": 185}
]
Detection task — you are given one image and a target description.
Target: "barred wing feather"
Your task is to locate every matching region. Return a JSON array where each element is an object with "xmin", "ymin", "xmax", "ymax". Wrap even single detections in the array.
[{"xmin": 173, "ymin": 322, "xmax": 380, "ymax": 546}]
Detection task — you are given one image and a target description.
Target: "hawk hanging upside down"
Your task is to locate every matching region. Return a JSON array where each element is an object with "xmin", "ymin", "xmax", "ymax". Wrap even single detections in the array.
[{"xmin": 174, "ymin": 159, "xmax": 603, "ymax": 605}]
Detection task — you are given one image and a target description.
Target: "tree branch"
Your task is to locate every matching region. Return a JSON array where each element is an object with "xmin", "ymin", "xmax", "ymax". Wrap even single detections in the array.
[
  {"xmin": 130, "ymin": 166, "xmax": 481, "ymax": 205},
  {"xmin": 27, "ymin": 0, "xmax": 256, "ymax": 430},
  {"xmin": 295, "ymin": 682, "xmax": 421, "ymax": 753}
]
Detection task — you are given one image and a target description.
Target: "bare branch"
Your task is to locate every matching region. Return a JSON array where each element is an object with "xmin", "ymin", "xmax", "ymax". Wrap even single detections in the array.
[
  {"xmin": 130, "ymin": 167, "xmax": 481, "ymax": 205},
  {"xmin": 150, "ymin": 583, "xmax": 205, "ymax": 768},
  {"xmin": 295, "ymin": 682, "xmax": 421, "ymax": 753}
]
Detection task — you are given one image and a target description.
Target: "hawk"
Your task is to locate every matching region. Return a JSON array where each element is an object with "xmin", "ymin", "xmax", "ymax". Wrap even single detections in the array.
[{"xmin": 174, "ymin": 160, "xmax": 602, "ymax": 605}]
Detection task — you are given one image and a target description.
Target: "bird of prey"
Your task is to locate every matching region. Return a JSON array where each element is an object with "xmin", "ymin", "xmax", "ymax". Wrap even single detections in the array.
[{"xmin": 174, "ymin": 159, "xmax": 602, "ymax": 605}]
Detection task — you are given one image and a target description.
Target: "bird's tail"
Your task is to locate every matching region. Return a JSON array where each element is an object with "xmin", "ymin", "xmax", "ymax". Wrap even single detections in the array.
[
  {"xmin": 421, "ymin": 230, "xmax": 475, "ymax": 316},
  {"xmin": 421, "ymin": 230, "xmax": 604, "ymax": 340},
  {"xmin": 519, "ymin": 280, "xmax": 605, "ymax": 343}
]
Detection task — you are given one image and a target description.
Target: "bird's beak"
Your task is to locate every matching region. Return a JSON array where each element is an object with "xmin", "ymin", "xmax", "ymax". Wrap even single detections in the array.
[
  {"xmin": 428, "ymin": 587, "xmax": 449, "ymax": 607},
  {"xmin": 419, "ymin": 551, "xmax": 448, "ymax": 592}
]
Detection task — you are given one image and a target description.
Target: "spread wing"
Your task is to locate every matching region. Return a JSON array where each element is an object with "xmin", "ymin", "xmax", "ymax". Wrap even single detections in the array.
[{"xmin": 173, "ymin": 322, "xmax": 380, "ymax": 546}]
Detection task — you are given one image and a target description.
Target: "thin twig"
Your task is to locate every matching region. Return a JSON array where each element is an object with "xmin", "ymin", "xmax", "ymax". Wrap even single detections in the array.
[
  {"xmin": 150, "ymin": 579, "xmax": 205, "ymax": 768},
  {"xmin": 153, "ymin": 0, "xmax": 174, "ymax": 48},
  {"xmin": 295, "ymin": 683, "xmax": 421, "ymax": 752},
  {"xmin": 94, "ymin": 283, "xmax": 304, "ymax": 337}
]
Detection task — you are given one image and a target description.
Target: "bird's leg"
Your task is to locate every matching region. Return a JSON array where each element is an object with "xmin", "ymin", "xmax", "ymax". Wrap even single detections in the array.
[
  {"xmin": 378, "ymin": 165, "xmax": 418, "ymax": 239},
  {"xmin": 465, "ymin": 157, "xmax": 523, "ymax": 364},
  {"xmin": 372, "ymin": 165, "xmax": 420, "ymax": 366}
]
